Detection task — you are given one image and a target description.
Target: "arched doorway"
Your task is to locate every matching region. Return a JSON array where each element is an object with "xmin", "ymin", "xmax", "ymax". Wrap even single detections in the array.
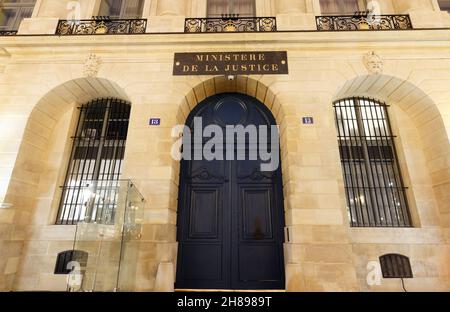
[{"xmin": 175, "ymin": 93, "xmax": 285, "ymax": 290}]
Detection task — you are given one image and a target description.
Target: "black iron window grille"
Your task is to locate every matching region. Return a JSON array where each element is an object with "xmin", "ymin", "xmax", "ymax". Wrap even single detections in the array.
[
  {"xmin": 55, "ymin": 17, "xmax": 147, "ymax": 35},
  {"xmin": 316, "ymin": 13, "xmax": 413, "ymax": 31},
  {"xmin": 379, "ymin": 254, "xmax": 413, "ymax": 279},
  {"xmin": 184, "ymin": 16, "xmax": 276, "ymax": 33},
  {"xmin": 56, "ymin": 98, "xmax": 131, "ymax": 225},
  {"xmin": 334, "ymin": 98, "xmax": 411, "ymax": 227},
  {"xmin": 0, "ymin": 0, "xmax": 36, "ymax": 33}
]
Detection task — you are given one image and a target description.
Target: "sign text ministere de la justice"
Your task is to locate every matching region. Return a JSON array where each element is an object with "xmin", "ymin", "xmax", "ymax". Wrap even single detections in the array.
[{"xmin": 173, "ymin": 51, "xmax": 289, "ymax": 75}]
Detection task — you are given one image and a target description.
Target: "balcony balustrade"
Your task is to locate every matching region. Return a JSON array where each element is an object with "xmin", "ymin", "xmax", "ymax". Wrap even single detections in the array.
[
  {"xmin": 0, "ymin": 31, "xmax": 18, "ymax": 36},
  {"xmin": 316, "ymin": 13, "xmax": 413, "ymax": 31},
  {"xmin": 185, "ymin": 16, "xmax": 277, "ymax": 33},
  {"xmin": 56, "ymin": 17, "xmax": 147, "ymax": 35}
]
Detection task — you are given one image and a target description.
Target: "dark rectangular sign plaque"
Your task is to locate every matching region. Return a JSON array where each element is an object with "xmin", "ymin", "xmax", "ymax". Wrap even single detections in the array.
[
  {"xmin": 173, "ymin": 51, "xmax": 288, "ymax": 76},
  {"xmin": 149, "ymin": 118, "xmax": 161, "ymax": 126}
]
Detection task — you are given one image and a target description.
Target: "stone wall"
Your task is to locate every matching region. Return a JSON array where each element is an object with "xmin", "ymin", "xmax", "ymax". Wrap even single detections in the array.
[{"xmin": 0, "ymin": 11, "xmax": 449, "ymax": 292}]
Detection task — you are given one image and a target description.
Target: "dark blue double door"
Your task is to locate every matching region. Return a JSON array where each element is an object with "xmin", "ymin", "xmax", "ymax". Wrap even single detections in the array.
[{"xmin": 175, "ymin": 94, "xmax": 285, "ymax": 290}]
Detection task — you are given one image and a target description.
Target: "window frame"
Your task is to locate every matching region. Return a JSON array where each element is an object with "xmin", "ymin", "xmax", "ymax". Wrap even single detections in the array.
[
  {"xmin": 207, "ymin": 0, "xmax": 256, "ymax": 18},
  {"xmin": 56, "ymin": 98, "xmax": 131, "ymax": 225},
  {"xmin": 319, "ymin": 0, "xmax": 367, "ymax": 15},
  {"xmin": 334, "ymin": 97, "xmax": 412, "ymax": 228},
  {"xmin": 0, "ymin": 0, "xmax": 36, "ymax": 31},
  {"xmin": 98, "ymin": 0, "xmax": 145, "ymax": 19}
]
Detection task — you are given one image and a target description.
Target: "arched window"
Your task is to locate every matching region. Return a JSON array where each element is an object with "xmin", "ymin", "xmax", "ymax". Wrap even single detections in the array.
[
  {"xmin": 56, "ymin": 98, "xmax": 131, "ymax": 225},
  {"xmin": 207, "ymin": 0, "xmax": 256, "ymax": 17},
  {"xmin": 0, "ymin": 0, "xmax": 36, "ymax": 31},
  {"xmin": 99, "ymin": 0, "xmax": 145, "ymax": 19},
  {"xmin": 319, "ymin": 0, "xmax": 366, "ymax": 15},
  {"xmin": 334, "ymin": 97, "xmax": 411, "ymax": 227}
]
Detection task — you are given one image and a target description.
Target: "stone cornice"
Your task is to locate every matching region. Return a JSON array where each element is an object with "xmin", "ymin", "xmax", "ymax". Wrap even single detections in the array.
[
  {"xmin": 1, "ymin": 30, "xmax": 450, "ymax": 62},
  {"xmin": 1, "ymin": 29, "xmax": 450, "ymax": 48}
]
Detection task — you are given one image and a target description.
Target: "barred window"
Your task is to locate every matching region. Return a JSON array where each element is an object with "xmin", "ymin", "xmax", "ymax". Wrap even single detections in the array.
[
  {"xmin": 99, "ymin": 0, "xmax": 144, "ymax": 19},
  {"xmin": 334, "ymin": 98, "xmax": 411, "ymax": 227},
  {"xmin": 56, "ymin": 98, "xmax": 131, "ymax": 225},
  {"xmin": 319, "ymin": 0, "xmax": 366, "ymax": 15},
  {"xmin": 207, "ymin": 0, "xmax": 256, "ymax": 17},
  {"xmin": 0, "ymin": 0, "xmax": 36, "ymax": 31},
  {"xmin": 438, "ymin": 0, "xmax": 450, "ymax": 13}
]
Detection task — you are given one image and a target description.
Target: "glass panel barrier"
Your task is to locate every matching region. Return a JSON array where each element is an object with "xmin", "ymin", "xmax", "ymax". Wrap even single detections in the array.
[{"xmin": 68, "ymin": 180, "xmax": 145, "ymax": 292}]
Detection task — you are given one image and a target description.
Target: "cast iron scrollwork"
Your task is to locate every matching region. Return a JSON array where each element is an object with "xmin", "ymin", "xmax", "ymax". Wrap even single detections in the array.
[
  {"xmin": 238, "ymin": 168, "xmax": 274, "ymax": 181},
  {"xmin": 56, "ymin": 18, "xmax": 147, "ymax": 35},
  {"xmin": 0, "ymin": 31, "xmax": 18, "ymax": 36},
  {"xmin": 316, "ymin": 14, "xmax": 412, "ymax": 31},
  {"xmin": 185, "ymin": 17, "xmax": 277, "ymax": 33},
  {"xmin": 189, "ymin": 167, "xmax": 228, "ymax": 182}
]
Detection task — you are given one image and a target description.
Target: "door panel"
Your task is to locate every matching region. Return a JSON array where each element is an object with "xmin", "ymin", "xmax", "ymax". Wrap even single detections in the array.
[
  {"xmin": 189, "ymin": 188, "xmax": 220, "ymax": 239},
  {"xmin": 232, "ymin": 181, "xmax": 284, "ymax": 289},
  {"xmin": 180, "ymin": 243, "xmax": 223, "ymax": 281},
  {"xmin": 175, "ymin": 93, "xmax": 285, "ymax": 290},
  {"xmin": 238, "ymin": 244, "xmax": 282, "ymax": 281},
  {"xmin": 176, "ymin": 180, "xmax": 229, "ymax": 289},
  {"xmin": 241, "ymin": 187, "xmax": 273, "ymax": 240}
]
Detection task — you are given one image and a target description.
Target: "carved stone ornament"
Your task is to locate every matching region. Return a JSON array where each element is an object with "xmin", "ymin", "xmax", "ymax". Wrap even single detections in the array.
[
  {"xmin": 83, "ymin": 54, "xmax": 101, "ymax": 77},
  {"xmin": 363, "ymin": 51, "xmax": 384, "ymax": 75}
]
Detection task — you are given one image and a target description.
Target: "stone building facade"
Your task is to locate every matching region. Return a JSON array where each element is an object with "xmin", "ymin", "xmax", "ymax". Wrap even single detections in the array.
[{"xmin": 0, "ymin": 0, "xmax": 449, "ymax": 292}]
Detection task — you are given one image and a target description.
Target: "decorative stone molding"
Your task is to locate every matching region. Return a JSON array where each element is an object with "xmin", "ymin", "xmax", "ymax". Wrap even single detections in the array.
[
  {"xmin": 83, "ymin": 54, "xmax": 101, "ymax": 77},
  {"xmin": 363, "ymin": 51, "xmax": 383, "ymax": 74}
]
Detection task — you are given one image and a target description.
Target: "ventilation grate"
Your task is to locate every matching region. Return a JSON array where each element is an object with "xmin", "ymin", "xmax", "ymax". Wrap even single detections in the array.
[
  {"xmin": 54, "ymin": 250, "xmax": 88, "ymax": 275},
  {"xmin": 379, "ymin": 254, "xmax": 413, "ymax": 279}
]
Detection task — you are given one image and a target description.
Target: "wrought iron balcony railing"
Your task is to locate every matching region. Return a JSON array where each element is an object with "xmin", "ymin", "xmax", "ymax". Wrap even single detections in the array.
[
  {"xmin": 56, "ymin": 18, "xmax": 147, "ymax": 35},
  {"xmin": 185, "ymin": 16, "xmax": 277, "ymax": 33},
  {"xmin": 0, "ymin": 30, "xmax": 18, "ymax": 36},
  {"xmin": 316, "ymin": 14, "xmax": 413, "ymax": 31}
]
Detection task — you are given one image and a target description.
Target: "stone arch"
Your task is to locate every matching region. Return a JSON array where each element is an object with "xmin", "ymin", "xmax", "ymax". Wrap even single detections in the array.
[
  {"xmin": 175, "ymin": 76, "xmax": 283, "ymax": 123},
  {"xmin": 3, "ymin": 77, "xmax": 130, "ymax": 290},
  {"xmin": 6, "ymin": 77, "xmax": 130, "ymax": 224},
  {"xmin": 150, "ymin": 75, "xmax": 292, "ymax": 291},
  {"xmin": 333, "ymin": 74, "xmax": 450, "ymax": 234},
  {"xmin": 172, "ymin": 76, "xmax": 289, "ymax": 191}
]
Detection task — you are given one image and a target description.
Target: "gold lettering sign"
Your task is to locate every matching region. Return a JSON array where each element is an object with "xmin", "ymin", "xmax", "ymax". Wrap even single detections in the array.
[{"xmin": 173, "ymin": 51, "xmax": 288, "ymax": 76}]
